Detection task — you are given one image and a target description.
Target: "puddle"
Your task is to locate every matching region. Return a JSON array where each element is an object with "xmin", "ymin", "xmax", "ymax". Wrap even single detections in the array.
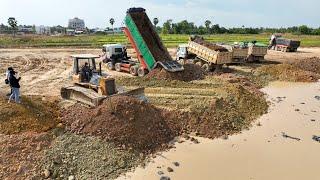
[{"xmin": 118, "ymin": 82, "xmax": 320, "ymax": 180}]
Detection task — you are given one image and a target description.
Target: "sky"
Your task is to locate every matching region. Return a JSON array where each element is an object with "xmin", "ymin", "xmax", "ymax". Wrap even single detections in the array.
[{"xmin": 0, "ymin": 0, "xmax": 319, "ymax": 28}]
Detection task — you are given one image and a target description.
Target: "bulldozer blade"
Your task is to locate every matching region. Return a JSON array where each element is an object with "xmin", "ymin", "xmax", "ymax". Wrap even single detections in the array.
[{"xmin": 61, "ymin": 86, "xmax": 106, "ymax": 107}]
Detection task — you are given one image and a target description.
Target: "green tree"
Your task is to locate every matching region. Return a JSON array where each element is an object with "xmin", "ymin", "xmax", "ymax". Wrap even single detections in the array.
[
  {"xmin": 162, "ymin": 19, "xmax": 172, "ymax": 34},
  {"xmin": 109, "ymin": 18, "xmax": 115, "ymax": 34},
  {"xmin": 298, "ymin": 25, "xmax": 311, "ymax": 35},
  {"xmin": 205, "ymin": 20, "xmax": 212, "ymax": 34},
  {"xmin": 8, "ymin": 17, "xmax": 18, "ymax": 37}
]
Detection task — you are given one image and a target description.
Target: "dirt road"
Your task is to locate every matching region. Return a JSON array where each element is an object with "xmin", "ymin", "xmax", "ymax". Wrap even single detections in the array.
[{"xmin": 119, "ymin": 82, "xmax": 320, "ymax": 180}]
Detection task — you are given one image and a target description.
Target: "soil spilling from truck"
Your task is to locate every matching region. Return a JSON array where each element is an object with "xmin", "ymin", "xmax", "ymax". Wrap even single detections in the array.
[
  {"xmin": 0, "ymin": 95, "xmax": 59, "ymax": 135},
  {"xmin": 61, "ymin": 96, "xmax": 184, "ymax": 154},
  {"xmin": 129, "ymin": 11, "xmax": 172, "ymax": 62},
  {"xmin": 146, "ymin": 64, "xmax": 206, "ymax": 82}
]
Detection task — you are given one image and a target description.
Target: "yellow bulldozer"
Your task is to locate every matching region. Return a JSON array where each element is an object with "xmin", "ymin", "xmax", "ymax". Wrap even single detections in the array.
[{"xmin": 61, "ymin": 54, "xmax": 144, "ymax": 107}]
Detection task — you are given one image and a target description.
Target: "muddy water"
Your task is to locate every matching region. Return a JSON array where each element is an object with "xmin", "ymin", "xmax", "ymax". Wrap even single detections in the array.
[{"xmin": 118, "ymin": 82, "xmax": 320, "ymax": 180}]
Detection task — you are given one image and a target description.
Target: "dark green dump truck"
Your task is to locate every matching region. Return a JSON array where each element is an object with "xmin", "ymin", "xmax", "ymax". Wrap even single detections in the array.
[{"xmin": 124, "ymin": 7, "xmax": 184, "ymax": 73}]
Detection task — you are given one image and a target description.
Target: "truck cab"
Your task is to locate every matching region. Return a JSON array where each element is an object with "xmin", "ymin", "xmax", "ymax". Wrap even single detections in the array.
[
  {"xmin": 176, "ymin": 44, "xmax": 188, "ymax": 60},
  {"xmin": 102, "ymin": 44, "xmax": 127, "ymax": 60}
]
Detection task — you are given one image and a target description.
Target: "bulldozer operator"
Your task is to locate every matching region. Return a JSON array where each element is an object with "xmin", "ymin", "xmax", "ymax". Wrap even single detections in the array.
[{"xmin": 81, "ymin": 62, "xmax": 92, "ymax": 82}]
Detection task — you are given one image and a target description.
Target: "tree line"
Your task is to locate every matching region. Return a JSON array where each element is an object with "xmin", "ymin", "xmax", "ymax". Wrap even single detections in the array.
[
  {"xmin": 155, "ymin": 18, "xmax": 320, "ymax": 35},
  {"xmin": 1, "ymin": 17, "xmax": 320, "ymax": 36}
]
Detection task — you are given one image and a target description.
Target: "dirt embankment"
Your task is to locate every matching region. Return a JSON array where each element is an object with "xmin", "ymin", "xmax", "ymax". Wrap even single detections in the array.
[
  {"xmin": 0, "ymin": 96, "xmax": 59, "ymax": 135},
  {"xmin": 61, "ymin": 96, "xmax": 184, "ymax": 154},
  {"xmin": 255, "ymin": 57, "xmax": 320, "ymax": 82}
]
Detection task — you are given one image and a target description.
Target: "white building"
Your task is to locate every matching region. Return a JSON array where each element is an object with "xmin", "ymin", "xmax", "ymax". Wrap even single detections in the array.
[
  {"xmin": 35, "ymin": 25, "xmax": 51, "ymax": 35},
  {"xmin": 68, "ymin": 17, "xmax": 85, "ymax": 31}
]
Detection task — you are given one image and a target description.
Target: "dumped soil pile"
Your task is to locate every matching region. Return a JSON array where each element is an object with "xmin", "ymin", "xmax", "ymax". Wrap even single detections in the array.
[
  {"xmin": 0, "ymin": 132, "xmax": 54, "ymax": 180},
  {"xmin": 193, "ymin": 36, "xmax": 228, "ymax": 52},
  {"xmin": 255, "ymin": 64, "xmax": 320, "ymax": 82},
  {"xmin": 146, "ymin": 64, "xmax": 206, "ymax": 82},
  {"xmin": 291, "ymin": 57, "xmax": 320, "ymax": 74},
  {"xmin": 129, "ymin": 12, "xmax": 172, "ymax": 62},
  {"xmin": 61, "ymin": 96, "xmax": 183, "ymax": 153},
  {"xmin": 39, "ymin": 133, "xmax": 144, "ymax": 180},
  {"xmin": 0, "ymin": 96, "xmax": 59, "ymax": 134},
  {"xmin": 187, "ymin": 84, "xmax": 268, "ymax": 139}
]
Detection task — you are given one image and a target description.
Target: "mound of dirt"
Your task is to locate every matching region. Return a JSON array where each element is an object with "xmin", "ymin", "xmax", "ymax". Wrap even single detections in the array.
[
  {"xmin": 61, "ymin": 96, "xmax": 184, "ymax": 153},
  {"xmin": 291, "ymin": 57, "xmax": 320, "ymax": 74},
  {"xmin": 255, "ymin": 64, "xmax": 320, "ymax": 82},
  {"xmin": 187, "ymin": 84, "xmax": 268, "ymax": 139},
  {"xmin": 39, "ymin": 133, "xmax": 144, "ymax": 180},
  {"xmin": 146, "ymin": 64, "xmax": 206, "ymax": 82},
  {"xmin": 0, "ymin": 96, "xmax": 59, "ymax": 135},
  {"xmin": 0, "ymin": 132, "xmax": 54, "ymax": 180}
]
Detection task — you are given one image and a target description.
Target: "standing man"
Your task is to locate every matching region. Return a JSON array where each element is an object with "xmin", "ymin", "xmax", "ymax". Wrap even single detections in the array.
[
  {"xmin": 8, "ymin": 69, "xmax": 21, "ymax": 103},
  {"xmin": 5, "ymin": 67, "xmax": 13, "ymax": 96}
]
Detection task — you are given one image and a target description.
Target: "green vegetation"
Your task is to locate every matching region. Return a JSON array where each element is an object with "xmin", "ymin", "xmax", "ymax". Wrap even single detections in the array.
[{"xmin": 0, "ymin": 33, "xmax": 320, "ymax": 48}]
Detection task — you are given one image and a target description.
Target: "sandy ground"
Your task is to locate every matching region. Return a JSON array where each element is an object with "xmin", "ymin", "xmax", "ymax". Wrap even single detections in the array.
[
  {"xmin": 118, "ymin": 81, "xmax": 320, "ymax": 180},
  {"xmin": 1, "ymin": 47, "xmax": 320, "ymax": 97}
]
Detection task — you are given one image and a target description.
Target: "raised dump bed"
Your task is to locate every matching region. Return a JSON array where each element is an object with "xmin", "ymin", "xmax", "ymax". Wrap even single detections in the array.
[
  {"xmin": 124, "ymin": 8, "xmax": 183, "ymax": 73},
  {"xmin": 187, "ymin": 40, "xmax": 233, "ymax": 65}
]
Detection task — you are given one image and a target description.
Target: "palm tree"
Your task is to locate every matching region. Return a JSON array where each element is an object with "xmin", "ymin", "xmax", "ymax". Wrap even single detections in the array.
[
  {"xmin": 8, "ymin": 17, "xmax": 18, "ymax": 37},
  {"xmin": 205, "ymin": 20, "xmax": 212, "ymax": 34},
  {"xmin": 153, "ymin": 18, "xmax": 159, "ymax": 27},
  {"xmin": 109, "ymin": 18, "xmax": 115, "ymax": 34}
]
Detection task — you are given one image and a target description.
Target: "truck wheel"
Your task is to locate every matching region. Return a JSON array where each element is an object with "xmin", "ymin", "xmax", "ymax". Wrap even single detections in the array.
[
  {"xmin": 195, "ymin": 61, "xmax": 203, "ymax": 67},
  {"xmin": 213, "ymin": 64, "xmax": 223, "ymax": 73},
  {"xmin": 107, "ymin": 62, "xmax": 115, "ymax": 70},
  {"xmin": 138, "ymin": 67, "xmax": 147, "ymax": 77},
  {"xmin": 115, "ymin": 63, "xmax": 122, "ymax": 72},
  {"xmin": 130, "ymin": 66, "xmax": 138, "ymax": 76},
  {"xmin": 201, "ymin": 63, "xmax": 211, "ymax": 72}
]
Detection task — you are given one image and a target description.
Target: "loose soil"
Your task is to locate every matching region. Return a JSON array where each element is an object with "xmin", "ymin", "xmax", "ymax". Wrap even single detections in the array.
[
  {"xmin": 0, "ymin": 95, "xmax": 59, "ymax": 135},
  {"xmin": 192, "ymin": 36, "xmax": 228, "ymax": 52},
  {"xmin": 146, "ymin": 64, "xmax": 206, "ymax": 82},
  {"xmin": 61, "ymin": 96, "xmax": 184, "ymax": 154},
  {"xmin": 39, "ymin": 133, "xmax": 144, "ymax": 180},
  {"xmin": 0, "ymin": 132, "xmax": 54, "ymax": 180},
  {"xmin": 255, "ymin": 64, "xmax": 320, "ymax": 82},
  {"xmin": 290, "ymin": 57, "xmax": 320, "ymax": 74}
]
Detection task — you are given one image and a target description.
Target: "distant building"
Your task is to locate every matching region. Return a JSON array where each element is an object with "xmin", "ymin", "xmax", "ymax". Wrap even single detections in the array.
[
  {"xmin": 68, "ymin": 17, "xmax": 85, "ymax": 31},
  {"xmin": 35, "ymin": 25, "xmax": 51, "ymax": 35}
]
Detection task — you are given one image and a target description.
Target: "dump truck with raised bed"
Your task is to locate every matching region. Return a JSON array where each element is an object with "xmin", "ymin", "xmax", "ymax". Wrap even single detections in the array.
[
  {"xmin": 60, "ymin": 54, "xmax": 144, "ymax": 107},
  {"xmin": 269, "ymin": 34, "xmax": 300, "ymax": 52},
  {"xmin": 104, "ymin": 7, "xmax": 183, "ymax": 76},
  {"xmin": 176, "ymin": 36, "xmax": 232, "ymax": 71}
]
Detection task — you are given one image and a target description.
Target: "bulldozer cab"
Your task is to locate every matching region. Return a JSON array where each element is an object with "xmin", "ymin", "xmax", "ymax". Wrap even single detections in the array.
[{"xmin": 71, "ymin": 54, "xmax": 101, "ymax": 83}]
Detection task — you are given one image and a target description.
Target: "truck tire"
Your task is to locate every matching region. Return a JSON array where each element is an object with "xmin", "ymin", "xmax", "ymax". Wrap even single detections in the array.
[
  {"xmin": 195, "ymin": 61, "xmax": 203, "ymax": 67},
  {"xmin": 130, "ymin": 66, "xmax": 138, "ymax": 76},
  {"xmin": 213, "ymin": 64, "xmax": 223, "ymax": 73},
  {"xmin": 138, "ymin": 67, "xmax": 147, "ymax": 77},
  {"xmin": 201, "ymin": 63, "xmax": 211, "ymax": 72},
  {"xmin": 115, "ymin": 63, "xmax": 122, "ymax": 72},
  {"xmin": 107, "ymin": 62, "xmax": 115, "ymax": 70}
]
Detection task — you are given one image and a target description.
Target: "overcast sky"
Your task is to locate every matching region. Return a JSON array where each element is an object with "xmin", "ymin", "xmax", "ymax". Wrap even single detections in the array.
[{"xmin": 0, "ymin": 0, "xmax": 319, "ymax": 28}]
